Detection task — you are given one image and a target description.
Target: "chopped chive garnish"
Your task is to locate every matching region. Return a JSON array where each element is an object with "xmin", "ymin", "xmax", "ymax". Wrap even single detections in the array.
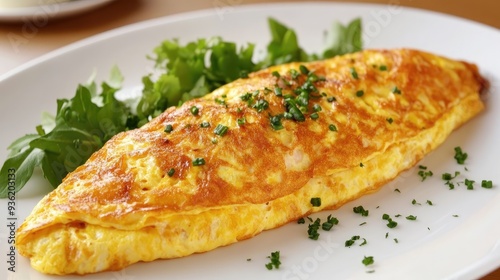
[
  {"xmin": 310, "ymin": 197, "xmax": 322, "ymax": 207},
  {"xmin": 379, "ymin": 65, "xmax": 387, "ymax": 71},
  {"xmin": 465, "ymin": 179, "xmax": 475, "ymax": 190},
  {"xmin": 167, "ymin": 168, "xmax": 175, "ymax": 177},
  {"xmin": 299, "ymin": 65, "xmax": 309, "ymax": 75},
  {"xmin": 214, "ymin": 98, "xmax": 226, "ymax": 106},
  {"xmin": 386, "ymin": 118, "xmax": 393, "ymax": 124},
  {"xmin": 237, "ymin": 118, "xmax": 246, "ymax": 126},
  {"xmin": 214, "ymin": 124, "xmax": 229, "ymax": 136},
  {"xmin": 406, "ymin": 215, "xmax": 417, "ymax": 221},
  {"xmin": 360, "ymin": 238, "xmax": 367, "ymax": 246},
  {"xmin": 394, "ymin": 238, "xmax": 399, "ymax": 243},
  {"xmin": 327, "ymin": 96, "xmax": 337, "ymax": 102},
  {"xmin": 481, "ymin": 180, "xmax": 493, "ymax": 189},
  {"xmin": 454, "ymin": 146, "xmax": 468, "ymax": 165},
  {"xmin": 200, "ymin": 121, "xmax": 210, "ymax": 128},
  {"xmin": 310, "ymin": 112, "xmax": 319, "ymax": 120},
  {"xmin": 350, "ymin": 67, "xmax": 359, "ymax": 79},
  {"xmin": 274, "ymin": 87, "xmax": 283, "ymax": 97},
  {"xmin": 265, "ymin": 251, "xmax": 281, "ymax": 270},
  {"xmin": 271, "ymin": 71, "xmax": 280, "ymax": 78},
  {"xmin": 356, "ymin": 90, "xmax": 364, "ymax": 97},
  {"xmin": 253, "ymin": 99, "xmax": 269, "ymax": 112},
  {"xmin": 329, "ymin": 124, "xmax": 338, "ymax": 132},
  {"xmin": 270, "ymin": 115, "xmax": 284, "ymax": 130},
  {"xmin": 192, "ymin": 158, "xmax": 206, "ymax": 166},
  {"xmin": 362, "ymin": 256, "xmax": 374, "ymax": 266},
  {"xmin": 353, "ymin": 205, "xmax": 369, "ymax": 217},
  {"xmin": 308, "ymin": 218, "xmax": 321, "ymax": 240},
  {"xmin": 392, "ymin": 86, "xmax": 401, "ymax": 94},
  {"xmin": 321, "ymin": 215, "xmax": 339, "ymax": 231},
  {"xmin": 442, "ymin": 171, "xmax": 460, "ymax": 181},
  {"xmin": 418, "ymin": 165, "xmax": 433, "ymax": 181},
  {"xmin": 313, "ymin": 104, "xmax": 322, "ymax": 112},
  {"xmin": 426, "ymin": 200, "xmax": 433, "ymax": 206},
  {"xmin": 387, "ymin": 220, "xmax": 398, "ymax": 228},
  {"xmin": 290, "ymin": 69, "xmax": 300, "ymax": 80},
  {"xmin": 164, "ymin": 124, "xmax": 173, "ymax": 133},
  {"xmin": 411, "ymin": 199, "xmax": 421, "ymax": 205},
  {"xmin": 394, "ymin": 188, "xmax": 401, "ymax": 193},
  {"xmin": 297, "ymin": 218, "xmax": 305, "ymax": 224},
  {"xmin": 190, "ymin": 106, "xmax": 199, "ymax": 115},
  {"xmin": 382, "ymin": 214, "xmax": 398, "ymax": 228}
]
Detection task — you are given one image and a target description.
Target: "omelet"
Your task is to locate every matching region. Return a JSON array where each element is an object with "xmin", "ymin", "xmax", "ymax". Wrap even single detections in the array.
[{"xmin": 16, "ymin": 49, "xmax": 486, "ymax": 275}]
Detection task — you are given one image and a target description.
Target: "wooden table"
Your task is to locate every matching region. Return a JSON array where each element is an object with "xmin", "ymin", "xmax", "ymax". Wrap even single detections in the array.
[{"xmin": 0, "ymin": 0, "xmax": 498, "ymax": 278}]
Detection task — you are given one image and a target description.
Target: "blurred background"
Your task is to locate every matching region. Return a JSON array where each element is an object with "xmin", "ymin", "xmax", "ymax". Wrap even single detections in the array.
[{"xmin": 0, "ymin": 0, "xmax": 498, "ymax": 76}]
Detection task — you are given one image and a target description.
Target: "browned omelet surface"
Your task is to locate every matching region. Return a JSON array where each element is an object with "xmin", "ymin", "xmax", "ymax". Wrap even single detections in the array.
[{"xmin": 16, "ymin": 49, "xmax": 486, "ymax": 275}]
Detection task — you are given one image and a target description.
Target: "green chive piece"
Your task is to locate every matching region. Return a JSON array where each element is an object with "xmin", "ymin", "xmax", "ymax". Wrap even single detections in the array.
[
  {"xmin": 406, "ymin": 215, "xmax": 417, "ymax": 221},
  {"xmin": 252, "ymin": 99, "xmax": 269, "ymax": 112},
  {"xmin": 190, "ymin": 106, "xmax": 199, "ymax": 115},
  {"xmin": 164, "ymin": 124, "xmax": 173, "ymax": 133},
  {"xmin": 362, "ymin": 256, "xmax": 374, "ymax": 266},
  {"xmin": 481, "ymin": 180, "xmax": 493, "ymax": 189},
  {"xmin": 353, "ymin": 206, "xmax": 369, "ymax": 217},
  {"xmin": 310, "ymin": 112, "xmax": 319, "ymax": 120},
  {"xmin": 465, "ymin": 179, "xmax": 475, "ymax": 190},
  {"xmin": 271, "ymin": 71, "xmax": 280, "ymax": 78},
  {"xmin": 214, "ymin": 124, "xmax": 229, "ymax": 136},
  {"xmin": 290, "ymin": 69, "xmax": 300, "ymax": 80},
  {"xmin": 329, "ymin": 124, "xmax": 338, "ymax": 132},
  {"xmin": 454, "ymin": 146, "xmax": 468, "ymax": 165},
  {"xmin": 392, "ymin": 86, "xmax": 402, "ymax": 94},
  {"xmin": 356, "ymin": 90, "xmax": 364, "ymax": 97},
  {"xmin": 167, "ymin": 168, "xmax": 175, "ymax": 177},
  {"xmin": 379, "ymin": 65, "xmax": 388, "ymax": 71},
  {"xmin": 350, "ymin": 67, "xmax": 359, "ymax": 79},
  {"xmin": 237, "ymin": 118, "xmax": 246, "ymax": 126},
  {"xmin": 192, "ymin": 158, "xmax": 205, "ymax": 166},
  {"xmin": 270, "ymin": 115, "xmax": 284, "ymax": 130},
  {"xmin": 200, "ymin": 121, "xmax": 210, "ymax": 128},
  {"xmin": 386, "ymin": 118, "xmax": 393, "ymax": 124},
  {"xmin": 307, "ymin": 218, "xmax": 321, "ymax": 240},
  {"xmin": 313, "ymin": 104, "xmax": 322, "ymax": 112},
  {"xmin": 274, "ymin": 87, "xmax": 283, "ymax": 97},
  {"xmin": 327, "ymin": 96, "xmax": 337, "ymax": 102},
  {"xmin": 310, "ymin": 197, "xmax": 321, "ymax": 207},
  {"xmin": 265, "ymin": 251, "xmax": 281, "ymax": 270},
  {"xmin": 299, "ymin": 65, "xmax": 310, "ymax": 75}
]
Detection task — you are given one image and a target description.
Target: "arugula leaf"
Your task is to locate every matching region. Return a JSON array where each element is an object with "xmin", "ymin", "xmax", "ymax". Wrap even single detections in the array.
[
  {"xmin": 322, "ymin": 18, "xmax": 363, "ymax": 58},
  {"xmin": 0, "ymin": 147, "xmax": 44, "ymax": 198},
  {"xmin": 262, "ymin": 18, "xmax": 311, "ymax": 67},
  {"xmin": 0, "ymin": 66, "xmax": 130, "ymax": 197}
]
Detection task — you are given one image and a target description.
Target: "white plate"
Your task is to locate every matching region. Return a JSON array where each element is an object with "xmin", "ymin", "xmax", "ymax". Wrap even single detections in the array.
[
  {"xmin": 0, "ymin": 0, "xmax": 115, "ymax": 22},
  {"xmin": 1, "ymin": 2, "xmax": 499, "ymax": 280}
]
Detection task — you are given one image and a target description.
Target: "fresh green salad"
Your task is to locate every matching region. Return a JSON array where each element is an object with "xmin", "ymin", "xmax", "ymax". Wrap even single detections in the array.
[{"xmin": 0, "ymin": 18, "xmax": 362, "ymax": 197}]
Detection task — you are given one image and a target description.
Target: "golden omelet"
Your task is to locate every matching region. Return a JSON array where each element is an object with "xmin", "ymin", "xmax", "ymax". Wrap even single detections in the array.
[{"xmin": 16, "ymin": 49, "xmax": 486, "ymax": 275}]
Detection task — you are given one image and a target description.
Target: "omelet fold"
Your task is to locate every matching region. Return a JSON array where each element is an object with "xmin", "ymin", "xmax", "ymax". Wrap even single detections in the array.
[{"xmin": 16, "ymin": 49, "xmax": 486, "ymax": 275}]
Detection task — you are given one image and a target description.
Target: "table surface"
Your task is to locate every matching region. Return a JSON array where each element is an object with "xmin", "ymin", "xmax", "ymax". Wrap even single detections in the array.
[{"xmin": 0, "ymin": 0, "xmax": 499, "ymax": 279}]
